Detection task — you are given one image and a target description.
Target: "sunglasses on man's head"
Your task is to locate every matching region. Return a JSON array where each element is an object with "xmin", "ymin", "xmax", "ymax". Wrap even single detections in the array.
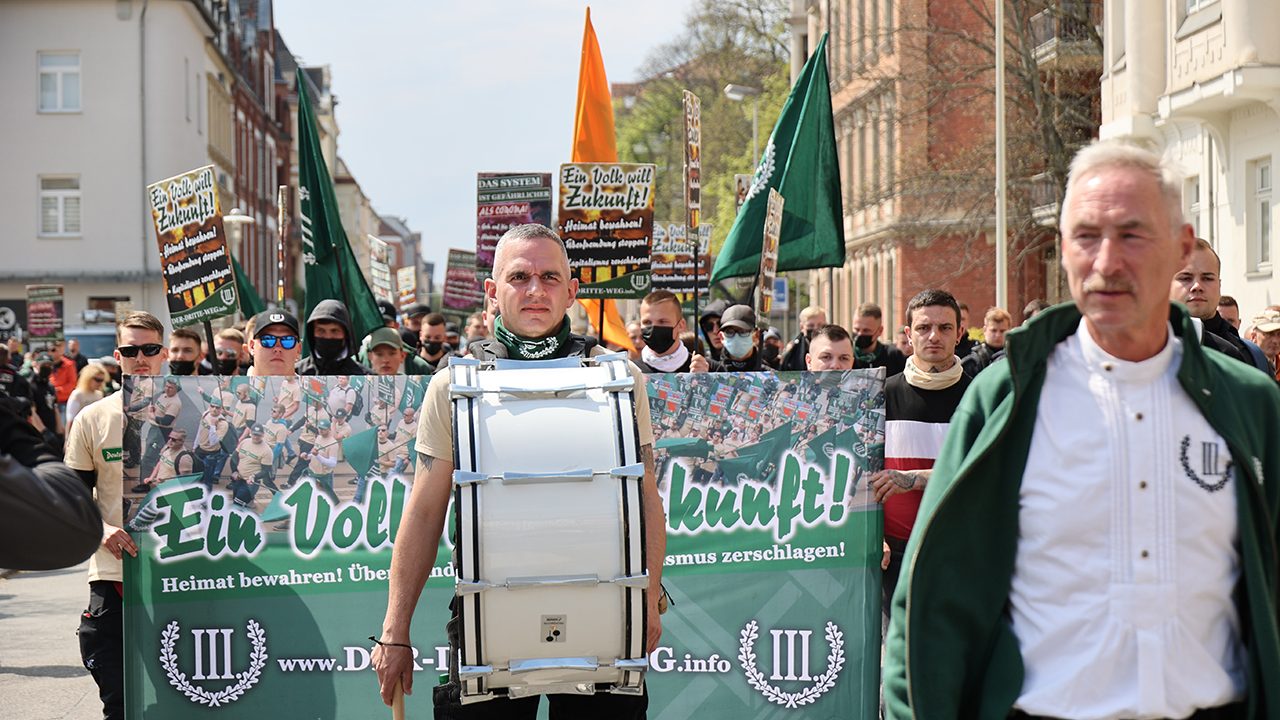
[
  {"xmin": 258, "ymin": 334, "xmax": 299, "ymax": 350},
  {"xmin": 117, "ymin": 344, "xmax": 164, "ymax": 358}
]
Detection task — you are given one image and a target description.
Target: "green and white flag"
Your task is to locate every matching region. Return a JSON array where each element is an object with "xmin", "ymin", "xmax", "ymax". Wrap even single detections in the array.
[
  {"xmin": 296, "ymin": 70, "xmax": 383, "ymax": 345},
  {"xmin": 711, "ymin": 34, "xmax": 845, "ymax": 282}
]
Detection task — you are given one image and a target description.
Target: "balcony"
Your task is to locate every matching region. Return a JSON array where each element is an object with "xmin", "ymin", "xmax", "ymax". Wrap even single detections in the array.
[
  {"xmin": 1029, "ymin": 1, "xmax": 1102, "ymax": 71},
  {"xmin": 1029, "ymin": 172, "xmax": 1061, "ymax": 226}
]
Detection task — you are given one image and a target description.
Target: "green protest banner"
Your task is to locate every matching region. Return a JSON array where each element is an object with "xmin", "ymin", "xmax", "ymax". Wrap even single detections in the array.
[{"xmin": 121, "ymin": 369, "xmax": 884, "ymax": 719}]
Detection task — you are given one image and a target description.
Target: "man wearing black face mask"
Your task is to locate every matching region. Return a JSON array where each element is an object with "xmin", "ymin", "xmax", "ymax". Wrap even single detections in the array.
[
  {"xmin": 709, "ymin": 304, "xmax": 764, "ymax": 372},
  {"xmin": 699, "ymin": 300, "xmax": 728, "ymax": 362},
  {"xmin": 296, "ymin": 299, "xmax": 370, "ymax": 376},
  {"xmin": 213, "ymin": 328, "xmax": 246, "ymax": 375},
  {"xmin": 418, "ymin": 313, "xmax": 452, "ymax": 373},
  {"xmin": 635, "ymin": 290, "xmax": 709, "ymax": 373},
  {"xmin": 167, "ymin": 327, "xmax": 209, "ymax": 376},
  {"xmin": 852, "ymin": 302, "xmax": 907, "ymax": 377}
]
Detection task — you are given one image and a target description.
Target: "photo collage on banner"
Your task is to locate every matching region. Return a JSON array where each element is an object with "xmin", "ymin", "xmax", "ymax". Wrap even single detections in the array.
[{"xmin": 122, "ymin": 369, "xmax": 886, "ymax": 719}]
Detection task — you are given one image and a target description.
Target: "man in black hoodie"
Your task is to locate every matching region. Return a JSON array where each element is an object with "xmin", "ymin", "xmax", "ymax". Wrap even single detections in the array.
[
  {"xmin": 295, "ymin": 299, "xmax": 370, "ymax": 376},
  {"xmin": 698, "ymin": 300, "xmax": 728, "ymax": 362}
]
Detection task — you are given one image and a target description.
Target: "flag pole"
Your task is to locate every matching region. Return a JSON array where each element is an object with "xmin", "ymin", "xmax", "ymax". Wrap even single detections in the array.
[{"xmin": 277, "ymin": 185, "xmax": 289, "ymax": 306}]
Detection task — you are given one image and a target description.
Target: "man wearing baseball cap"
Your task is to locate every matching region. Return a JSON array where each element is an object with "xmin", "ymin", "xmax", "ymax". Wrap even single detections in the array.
[
  {"xmin": 299, "ymin": 418, "xmax": 340, "ymax": 501},
  {"xmin": 248, "ymin": 310, "xmax": 302, "ymax": 377},
  {"xmin": 710, "ymin": 304, "xmax": 764, "ymax": 372},
  {"xmin": 365, "ymin": 327, "xmax": 406, "ymax": 376},
  {"xmin": 402, "ymin": 302, "xmax": 429, "ymax": 335},
  {"xmin": 377, "ymin": 299, "xmax": 399, "ymax": 328},
  {"xmin": 1248, "ymin": 308, "xmax": 1280, "ymax": 380},
  {"xmin": 231, "ymin": 423, "xmax": 278, "ymax": 498}
]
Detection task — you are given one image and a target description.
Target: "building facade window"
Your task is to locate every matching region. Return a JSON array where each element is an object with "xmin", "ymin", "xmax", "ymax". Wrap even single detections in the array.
[
  {"xmin": 40, "ymin": 176, "xmax": 81, "ymax": 237},
  {"xmin": 1249, "ymin": 158, "xmax": 1272, "ymax": 269},
  {"xmin": 1185, "ymin": 176, "xmax": 1200, "ymax": 237},
  {"xmin": 39, "ymin": 52, "xmax": 80, "ymax": 112},
  {"xmin": 1184, "ymin": 0, "xmax": 1217, "ymax": 14}
]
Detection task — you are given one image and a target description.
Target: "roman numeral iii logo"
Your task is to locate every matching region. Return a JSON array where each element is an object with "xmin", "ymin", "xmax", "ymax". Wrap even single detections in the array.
[
  {"xmin": 159, "ymin": 619, "xmax": 268, "ymax": 707},
  {"xmin": 738, "ymin": 620, "xmax": 845, "ymax": 709},
  {"xmin": 769, "ymin": 629, "xmax": 813, "ymax": 681},
  {"xmin": 191, "ymin": 628, "xmax": 235, "ymax": 680}
]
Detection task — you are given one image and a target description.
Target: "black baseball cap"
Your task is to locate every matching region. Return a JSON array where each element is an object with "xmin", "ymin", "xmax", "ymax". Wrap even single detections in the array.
[
  {"xmin": 377, "ymin": 299, "xmax": 397, "ymax": 323},
  {"xmin": 403, "ymin": 302, "xmax": 429, "ymax": 319},
  {"xmin": 251, "ymin": 310, "xmax": 300, "ymax": 338},
  {"xmin": 720, "ymin": 304, "xmax": 757, "ymax": 332}
]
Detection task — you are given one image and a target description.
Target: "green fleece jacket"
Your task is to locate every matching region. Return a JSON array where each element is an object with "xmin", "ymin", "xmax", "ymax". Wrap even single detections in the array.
[{"xmin": 884, "ymin": 302, "xmax": 1280, "ymax": 719}]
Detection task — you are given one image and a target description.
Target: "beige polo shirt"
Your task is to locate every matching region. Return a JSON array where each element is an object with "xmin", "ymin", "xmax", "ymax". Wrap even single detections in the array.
[
  {"xmin": 235, "ymin": 437, "xmax": 274, "ymax": 477},
  {"xmin": 64, "ymin": 393, "xmax": 124, "ymax": 583}
]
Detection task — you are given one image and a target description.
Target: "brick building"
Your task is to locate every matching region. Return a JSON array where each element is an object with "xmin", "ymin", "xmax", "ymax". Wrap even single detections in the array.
[{"xmin": 796, "ymin": 0, "xmax": 1101, "ymax": 333}]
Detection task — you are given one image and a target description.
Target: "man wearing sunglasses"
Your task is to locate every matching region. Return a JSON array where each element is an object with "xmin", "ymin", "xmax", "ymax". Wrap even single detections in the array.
[
  {"xmin": 247, "ymin": 311, "xmax": 302, "ymax": 378},
  {"xmin": 63, "ymin": 310, "xmax": 167, "ymax": 720}
]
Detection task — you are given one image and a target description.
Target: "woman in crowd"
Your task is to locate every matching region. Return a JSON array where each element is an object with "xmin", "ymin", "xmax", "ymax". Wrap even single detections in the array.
[{"xmin": 65, "ymin": 363, "xmax": 108, "ymax": 431}]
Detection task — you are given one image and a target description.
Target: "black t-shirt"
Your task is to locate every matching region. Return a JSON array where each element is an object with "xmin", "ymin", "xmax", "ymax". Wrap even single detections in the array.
[{"xmin": 862, "ymin": 342, "xmax": 907, "ymax": 377}]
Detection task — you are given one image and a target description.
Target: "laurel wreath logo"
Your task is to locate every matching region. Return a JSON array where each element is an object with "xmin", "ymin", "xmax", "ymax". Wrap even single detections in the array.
[
  {"xmin": 160, "ymin": 619, "xmax": 268, "ymax": 707},
  {"xmin": 738, "ymin": 620, "xmax": 844, "ymax": 708}
]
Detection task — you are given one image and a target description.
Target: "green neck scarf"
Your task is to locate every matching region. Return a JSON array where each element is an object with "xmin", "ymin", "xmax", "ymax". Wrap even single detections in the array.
[{"xmin": 493, "ymin": 314, "xmax": 571, "ymax": 360}]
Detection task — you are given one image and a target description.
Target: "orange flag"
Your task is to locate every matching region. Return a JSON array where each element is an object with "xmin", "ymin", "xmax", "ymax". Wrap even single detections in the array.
[{"xmin": 571, "ymin": 7, "xmax": 634, "ymax": 352}]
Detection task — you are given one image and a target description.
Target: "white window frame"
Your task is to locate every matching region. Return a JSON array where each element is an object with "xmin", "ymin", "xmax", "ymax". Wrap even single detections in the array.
[
  {"xmin": 38, "ymin": 51, "xmax": 81, "ymax": 113},
  {"xmin": 1185, "ymin": 0, "xmax": 1217, "ymax": 15},
  {"xmin": 39, "ymin": 175, "xmax": 82, "ymax": 238},
  {"xmin": 1248, "ymin": 157, "xmax": 1272, "ymax": 273}
]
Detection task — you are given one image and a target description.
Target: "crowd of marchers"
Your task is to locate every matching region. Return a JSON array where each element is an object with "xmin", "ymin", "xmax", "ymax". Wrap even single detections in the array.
[{"xmin": 4, "ymin": 136, "xmax": 1280, "ymax": 720}]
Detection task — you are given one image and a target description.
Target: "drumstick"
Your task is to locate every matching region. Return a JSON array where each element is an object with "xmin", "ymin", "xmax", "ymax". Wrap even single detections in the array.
[{"xmin": 391, "ymin": 678, "xmax": 405, "ymax": 720}]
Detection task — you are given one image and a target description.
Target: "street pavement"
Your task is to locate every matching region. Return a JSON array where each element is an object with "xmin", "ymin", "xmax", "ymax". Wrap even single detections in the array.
[{"xmin": 0, "ymin": 563, "xmax": 101, "ymax": 720}]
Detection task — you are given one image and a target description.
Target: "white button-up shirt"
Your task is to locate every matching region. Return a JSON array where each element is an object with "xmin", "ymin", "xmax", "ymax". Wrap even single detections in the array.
[{"xmin": 1011, "ymin": 321, "xmax": 1244, "ymax": 720}]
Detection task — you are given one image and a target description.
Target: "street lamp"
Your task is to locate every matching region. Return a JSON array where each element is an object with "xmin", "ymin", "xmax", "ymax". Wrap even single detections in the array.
[
  {"xmin": 222, "ymin": 207, "xmax": 255, "ymax": 318},
  {"xmin": 724, "ymin": 83, "xmax": 761, "ymax": 168}
]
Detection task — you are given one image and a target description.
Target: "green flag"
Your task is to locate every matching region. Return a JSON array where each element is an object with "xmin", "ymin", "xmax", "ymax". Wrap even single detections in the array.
[
  {"xmin": 655, "ymin": 437, "xmax": 714, "ymax": 459},
  {"xmin": 398, "ymin": 376, "xmax": 426, "ymax": 413},
  {"xmin": 710, "ymin": 33, "xmax": 844, "ymax": 283},
  {"xmin": 232, "ymin": 254, "xmax": 267, "ymax": 317},
  {"xmin": 295, "ymin": 70, "xmax": 383, "ymax": 345},
  {"xmin": 717, "ymin": 421, "xmax": 795, "ymax": 482},
  {"xmin": 341, "ymin": 426, "xmax": 380, "ymax": 478}
]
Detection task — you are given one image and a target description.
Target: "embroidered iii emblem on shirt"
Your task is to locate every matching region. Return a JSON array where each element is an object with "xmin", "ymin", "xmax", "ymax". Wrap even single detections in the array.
[{"xmin": 1179, "ymin": 435, "xmax": 1232, "ymax": 493}]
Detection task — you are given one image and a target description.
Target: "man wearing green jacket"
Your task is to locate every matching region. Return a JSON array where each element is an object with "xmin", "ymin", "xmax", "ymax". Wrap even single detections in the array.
[{"xmin": 885, "ymin": 138, "xmax": 1280, "ymax": 719}]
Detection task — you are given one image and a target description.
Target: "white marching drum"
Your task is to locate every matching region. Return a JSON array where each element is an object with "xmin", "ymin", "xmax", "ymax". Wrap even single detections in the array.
[{"xmin": 448, "ymin": 352, "xmax": 648, "ymax": 704}]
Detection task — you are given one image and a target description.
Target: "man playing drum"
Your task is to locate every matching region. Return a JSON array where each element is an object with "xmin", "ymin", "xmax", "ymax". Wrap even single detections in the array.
[{"xmin": 374, "ymin": 224, "xmax": 667, "ymax": 719}]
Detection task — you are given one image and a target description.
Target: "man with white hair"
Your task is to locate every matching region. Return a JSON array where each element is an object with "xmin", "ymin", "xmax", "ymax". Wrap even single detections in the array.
[{"xmin": 885, "ymin": 139, "xmax": 1280, "ymax": 718}]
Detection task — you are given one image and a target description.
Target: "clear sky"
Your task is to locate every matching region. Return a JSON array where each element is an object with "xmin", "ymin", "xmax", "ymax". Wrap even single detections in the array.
[{"xmin": 273, "ymin": 1, "xmax": 695, "ymax": 286}]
